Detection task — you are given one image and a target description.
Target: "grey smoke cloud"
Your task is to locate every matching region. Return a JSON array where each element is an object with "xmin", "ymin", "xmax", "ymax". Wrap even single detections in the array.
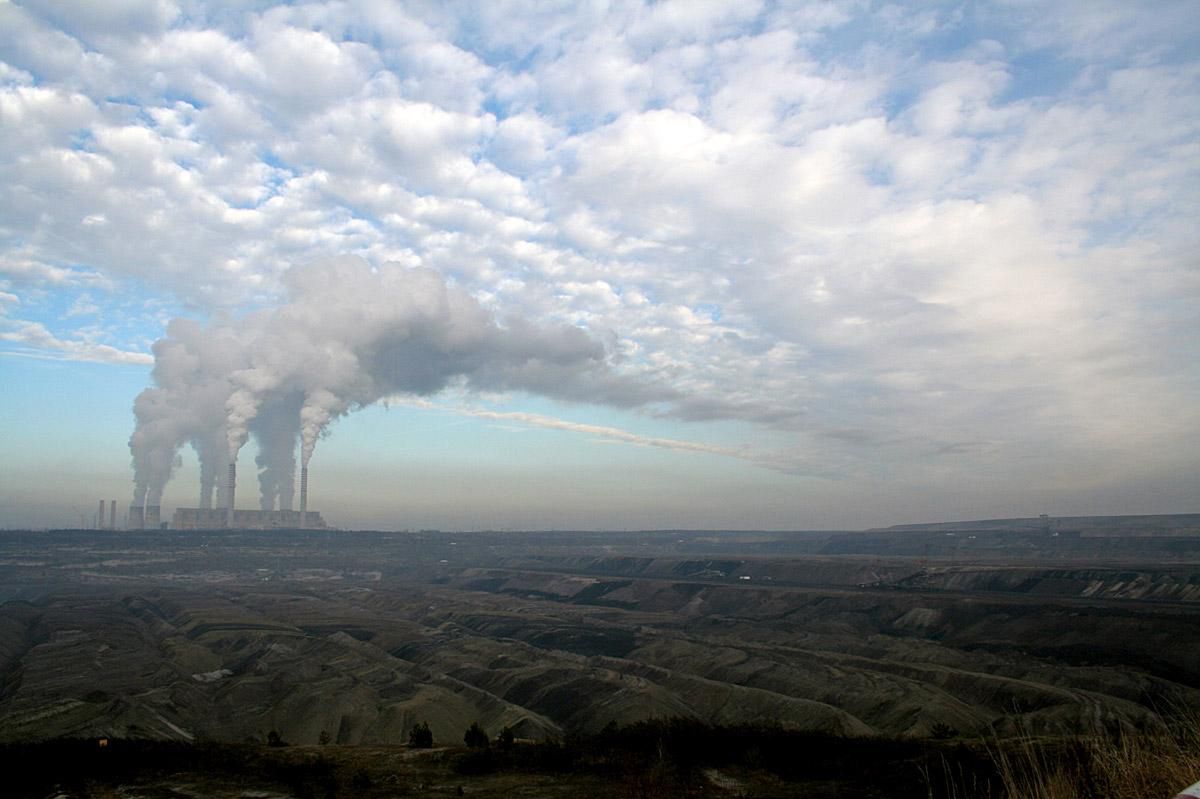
[{"xmin": 129, "ymin": 256, "xmax": 671, "ymax": 510}]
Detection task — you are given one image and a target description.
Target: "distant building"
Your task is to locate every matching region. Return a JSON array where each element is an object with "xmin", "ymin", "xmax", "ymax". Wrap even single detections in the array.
[{"xmin": 171, "ymin": 508, "xmax": 328, "ymax": 530}]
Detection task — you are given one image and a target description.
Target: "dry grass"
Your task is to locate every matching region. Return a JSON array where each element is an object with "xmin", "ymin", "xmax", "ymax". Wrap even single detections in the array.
[
  {"xmin": 935, "ymin": 710, "xmax": 1200, "ymax": 799},
  {"xmin": 1075, "ymin": 722, "xmax": 1199, "ymax": 799}
]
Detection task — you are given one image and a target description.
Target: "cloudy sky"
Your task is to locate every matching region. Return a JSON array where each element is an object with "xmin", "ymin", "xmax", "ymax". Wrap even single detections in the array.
[{"xmin": 1, "ymin": 0, "xmax": 1197, "ymax": 531}]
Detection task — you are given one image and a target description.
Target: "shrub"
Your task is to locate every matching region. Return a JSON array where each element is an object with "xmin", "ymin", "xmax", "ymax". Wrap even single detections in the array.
[
  {"xmin": 408, "ymin": 721, "xmax": 434, "ymax": 748},
  {"xmin": 464, "ymin": 722, "xmax": 490, "ymax": 749},
  {"xmin": 930, "ymin": 722, "xmax": 958, "ymax": 740}
]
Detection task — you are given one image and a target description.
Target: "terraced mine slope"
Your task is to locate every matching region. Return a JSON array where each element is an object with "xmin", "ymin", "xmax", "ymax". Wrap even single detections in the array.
[{"xmin": 0, "ymin": 525, "xmax": 1197, "ymax": 746}]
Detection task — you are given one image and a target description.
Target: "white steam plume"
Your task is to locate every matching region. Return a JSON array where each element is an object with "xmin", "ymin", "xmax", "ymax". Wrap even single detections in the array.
[
  {"xmin": 300, "ymin": 389, "xmax": 345, "ymax": 467},
  {"xmin": 129, "ymin": 257, "xmax": 672, "ymax": 510},
  {"xmin": 252, "ymin": 392, "xmax": 303, "ymax": 510},
  {"xmin": 129, "ymin": 317, "xmax": 247, "ymax": 509}
]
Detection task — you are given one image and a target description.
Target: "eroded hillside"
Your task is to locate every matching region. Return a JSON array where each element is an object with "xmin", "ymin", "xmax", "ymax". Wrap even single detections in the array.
[{"xmin": 0, "ymin": 527, "xmax": 1197, "ymax": 745}]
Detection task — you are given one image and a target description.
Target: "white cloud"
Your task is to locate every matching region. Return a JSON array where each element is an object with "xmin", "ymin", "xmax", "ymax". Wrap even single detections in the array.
[
  {"xmin": 65, "ymin": 292, "xmax": 99, "ymax": 317},
  {"xmin": 0, "ymin": 253, "xmax": 108, "ymax": 288},
  {"xmin": 489, "ymin": 112, "xmax": 564, "ymax": 175},
  {"xmin": 27, "ymin": 0, "xmax": 181, "ymax": 41},
  {"xmin": 0, "ymin": 319, "xmax": 152, "ymax": 364},
  {"xmin": 1, "ymin": 0, "xmax": 1197, "ymax": 518}
]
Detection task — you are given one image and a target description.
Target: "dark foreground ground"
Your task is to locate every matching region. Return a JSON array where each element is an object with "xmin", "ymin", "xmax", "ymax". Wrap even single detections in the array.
[{"xmin": 2, "ymin": 722, "xmax": 1000, "ymax": 799}]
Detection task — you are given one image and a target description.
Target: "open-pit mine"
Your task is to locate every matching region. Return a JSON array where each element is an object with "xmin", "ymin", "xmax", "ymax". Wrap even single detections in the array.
[{"xmin": 1, "ymin": 517, "xmax": 1198, "ymax": 796}]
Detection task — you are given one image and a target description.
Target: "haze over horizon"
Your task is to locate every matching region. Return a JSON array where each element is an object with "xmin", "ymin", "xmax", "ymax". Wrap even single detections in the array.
[{"xmin": 1, "ymin": 1, "xmax": 1198, "ymax": 531}]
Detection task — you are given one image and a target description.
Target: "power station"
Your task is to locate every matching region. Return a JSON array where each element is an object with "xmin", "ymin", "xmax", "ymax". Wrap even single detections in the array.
[
  {"xmin": 171, "ymin": 507, "xmax": 327, "ymax": 530},
  {"xmin": 94, "ymin": 500, "xmax": 119, "ymax": 530},
  {"xmin": 123, "ymin": 463, "xmax": 329, "ymax": 530}
]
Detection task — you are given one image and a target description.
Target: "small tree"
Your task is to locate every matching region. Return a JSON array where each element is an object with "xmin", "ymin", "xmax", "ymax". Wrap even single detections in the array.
[
  {"xmin": 463, "ymin": 721, "xmax": 489, "ymax": 748},
  {"xmin": 498, "ymin": 725, "xmax": 515, "ymax": 750},
  {"xmin": 408, "ymin": 721, "xmax": 434, "ymax": 748},
  {"xmin": 267, "ymin": 729, "xmax": 286, "ymax": 747},
  {"xmin": 318, "ymin": 729, "xmax": 331, "ymax": 745},
  {"xmin": 930, "ymin": 721, "xmax": 958, "ymax": 740}
]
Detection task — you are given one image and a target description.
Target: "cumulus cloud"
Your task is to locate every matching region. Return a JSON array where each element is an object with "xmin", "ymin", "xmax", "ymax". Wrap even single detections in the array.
[
  {"xmin": 0, "ymin": 319, "xmax": 152, "ymax": 365},
  {"xmin": 2, "ymin": 0, "xmax": 1198, "ymax": 519}
]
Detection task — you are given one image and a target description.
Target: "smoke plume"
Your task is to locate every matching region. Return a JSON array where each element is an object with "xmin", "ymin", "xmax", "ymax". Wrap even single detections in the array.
[{"xmin": 129, "ymin": 257, "xmax": 666, "ymax": 511}]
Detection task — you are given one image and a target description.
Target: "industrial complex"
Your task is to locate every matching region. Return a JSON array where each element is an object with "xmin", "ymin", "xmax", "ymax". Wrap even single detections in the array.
[
  {"xmin": 170, "ymin": 507, "xmax": 328, "ymax": 530},
  {"xmin": 112, "ymin": 463, "xmax": 329, "ymax": 530}
]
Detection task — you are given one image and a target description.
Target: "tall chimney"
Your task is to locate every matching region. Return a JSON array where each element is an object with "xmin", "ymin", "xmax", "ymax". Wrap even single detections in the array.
[
  {"xmin": 299, "ymin": 466, "xmax": 308, "ymax": 529},
  {"xmin": 98, "ymin": 500, "xmax": 105, "ymax": 530},
  {"xmin": 128, "ymin": 503, "xmax": 145, "ymax": 530},
  {"xmin": 109, "ymin": 500, "xmax": 116, "ymax": 530},
  {"xmin": 226, "ymin": 463, "xmax": 237, "ymax": 528}
]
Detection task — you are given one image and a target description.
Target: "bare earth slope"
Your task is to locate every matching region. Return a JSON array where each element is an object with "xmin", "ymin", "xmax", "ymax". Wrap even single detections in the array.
[{"xmin": 0, "ymin": 525, "xmax": 1196, "ymax": 745}]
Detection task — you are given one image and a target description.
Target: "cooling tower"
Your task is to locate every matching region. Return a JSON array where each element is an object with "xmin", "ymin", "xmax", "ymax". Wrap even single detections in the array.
[
  {"xmin": 144, "ymin": 505, "xmax": 161, "ymax": 529},
  {"xmin": 226, "ymin": 463, "xmax": 236, "ymax": 527},
  {"xmin": 299, "ymin": 465, "xmax": 308, "ymax": 529},
  {"xmin": 128, "ymin": 503, "xmax": 145, "ymax": 530},
  {"xmin": 109, "ymin": 500, "xmax": 116, "ymax": 529}
]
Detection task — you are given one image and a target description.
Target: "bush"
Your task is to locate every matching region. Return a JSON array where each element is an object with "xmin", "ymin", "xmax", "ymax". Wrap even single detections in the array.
[
  {"xmin": 408, "ymin": 721, "xmax": 434, "ymax": 748},
  {"xmin": 463, "ymin": 722, "xmax": 490, "ymax": 749},
  {"xmin": 498, "ymin": 726, "xmax": 515, "ymax": 750},
  {"xmin": 930, "ymin": 722, "xmax": 958, "ymax": 740}
]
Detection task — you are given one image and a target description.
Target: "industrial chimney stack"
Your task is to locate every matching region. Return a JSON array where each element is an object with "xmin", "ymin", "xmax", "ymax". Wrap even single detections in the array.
[
  {"xmin": 109, "ymin": 500, "xmax": 116, "ymax": 530},
  {"xmin": 299, "ymin": 466, "xmax": 308, "ymax": 529},
  {"xmin": 98, "ymin": 500, "xmax": 105, "ymax": 530},
  {"xmin": 226, "ymin": 463, "xmax": 237, "ymax": 528}
]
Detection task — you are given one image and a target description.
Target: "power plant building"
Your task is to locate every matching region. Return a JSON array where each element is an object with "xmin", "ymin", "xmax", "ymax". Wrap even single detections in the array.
[
  {"xmin": 171, "ymin": 507, "xmax": 328, "ymax": 530},
  {"xmin": 133, "ymin": 460, "xmax": 330, "ymax": 530}
]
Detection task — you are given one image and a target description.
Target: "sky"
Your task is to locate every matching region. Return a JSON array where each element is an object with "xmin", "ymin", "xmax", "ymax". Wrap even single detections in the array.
[{"xmin": 0, "ymin": 0, "xmax": 1197, "ymax": 531}]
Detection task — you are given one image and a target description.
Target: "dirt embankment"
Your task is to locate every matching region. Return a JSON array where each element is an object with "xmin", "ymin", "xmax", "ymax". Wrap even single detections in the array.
[{"xmin": 898, "ymin": 566, "xmax": 1200, "ymax": 602}]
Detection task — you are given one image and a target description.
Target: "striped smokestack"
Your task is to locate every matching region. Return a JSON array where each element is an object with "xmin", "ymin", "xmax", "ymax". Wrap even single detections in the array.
[
  {"xmin": 109, "ymin": 500, "xmax": 116, "ymax": 530},
  {"xmin": 226, "ymin": 463, "xmax": 236, "ymax": 528},
  {"xmin": 299, "ymin": 465, "xmax": 308, "ymax": 529}
]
